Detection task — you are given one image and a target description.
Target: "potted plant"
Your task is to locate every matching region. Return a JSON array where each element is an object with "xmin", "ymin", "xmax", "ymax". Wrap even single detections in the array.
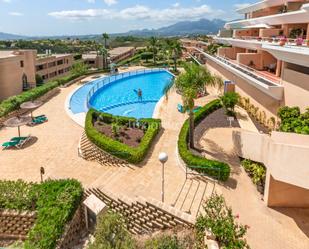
[
  {"xmin": 279, "ymin": 37, "xmax": 287, "ymax": 46},
  {"xmin": 296, "ymin": 37, "xmax": 304, "ymax": 46}
]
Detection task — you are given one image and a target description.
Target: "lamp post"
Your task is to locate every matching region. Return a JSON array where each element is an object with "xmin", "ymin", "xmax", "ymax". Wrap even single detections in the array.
[{"xmin": 158, "ymin": 152, "xmax": 168, "ymax": 203}]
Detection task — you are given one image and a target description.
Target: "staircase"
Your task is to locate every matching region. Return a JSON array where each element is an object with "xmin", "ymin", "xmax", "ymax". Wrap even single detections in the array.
[{"xmin": 171, "ymin": 176, "xmax": 216, "ymax": 217}]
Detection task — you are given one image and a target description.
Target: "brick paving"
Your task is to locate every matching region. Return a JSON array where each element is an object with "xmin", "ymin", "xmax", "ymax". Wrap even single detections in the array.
[{"xmin": 0, "ymin": 71, "xmax": 308, "ymax": 249}]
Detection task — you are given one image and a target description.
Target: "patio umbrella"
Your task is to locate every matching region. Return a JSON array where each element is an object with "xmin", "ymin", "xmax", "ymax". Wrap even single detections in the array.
[
  {"xmin": 4, "ymin": 116, "xmax": 32, "ymax": 137},
  {"xmin": 20, "ymin": 100, "xmax": 43, "ymax": 119}
]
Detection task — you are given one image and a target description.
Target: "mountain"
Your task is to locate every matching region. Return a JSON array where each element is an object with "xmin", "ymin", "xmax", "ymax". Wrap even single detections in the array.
[
  {"xmin": 120, "ymin": 19, "xmax": 226, "ymax": 37},
  {"xmin": 0, "ymin": 32, "xmax": 27, "ymax": 40},
  {"xmin": 0, "ymin": 18, "xmax": 226, "ymax": 40}
]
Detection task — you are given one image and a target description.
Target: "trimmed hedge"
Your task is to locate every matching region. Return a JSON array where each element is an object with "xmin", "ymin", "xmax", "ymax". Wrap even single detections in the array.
[
  {"xmin": 178, "ymin": 100, "xmax": 231, "ymax": 181},
  {"xmin": 85, "ymin": 109, "xmax": 161, "ymax": 164},
  {"xmin": 0, "ymin": 179, "xmax": 83, "ymax": 249},
  {"xmin": 0, "ymin": 73, "xmax": 83, "ymax": 118}
]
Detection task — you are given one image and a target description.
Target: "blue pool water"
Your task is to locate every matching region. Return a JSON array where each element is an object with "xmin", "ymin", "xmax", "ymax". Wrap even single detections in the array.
[{"xmin": 88, "ymin": 71, "xmax": 173, "ymax": 118}]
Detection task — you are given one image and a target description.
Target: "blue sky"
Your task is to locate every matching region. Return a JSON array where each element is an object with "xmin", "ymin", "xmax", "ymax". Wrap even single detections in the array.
[{"xmin": 0, "ymin": 0, "xmax": 254, "ymax": 36}]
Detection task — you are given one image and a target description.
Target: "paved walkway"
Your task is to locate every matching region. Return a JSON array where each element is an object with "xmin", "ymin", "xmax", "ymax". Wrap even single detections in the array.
[{"xmin": 0, "ymin": 70, "xmax": 308, "ymax": 249}]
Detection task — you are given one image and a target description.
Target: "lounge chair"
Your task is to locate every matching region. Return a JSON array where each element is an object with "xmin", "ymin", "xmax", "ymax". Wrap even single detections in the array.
[
  {"xmin": 29, "ymin": 115, "xmax": 48, "ymax": 126},
  {"xmin": 2, "ymin": 135, "xmax": 32, "ymax": 149}
]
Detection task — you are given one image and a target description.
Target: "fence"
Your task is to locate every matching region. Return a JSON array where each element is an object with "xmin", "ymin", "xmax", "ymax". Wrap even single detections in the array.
[{"xmin": 86, "ymin": 68, "xmax": 168, "ymax": 110}]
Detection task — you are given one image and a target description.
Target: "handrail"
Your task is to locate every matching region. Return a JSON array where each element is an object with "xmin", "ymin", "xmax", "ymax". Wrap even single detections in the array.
[
  {"xmin": 86, "ymin": 68, "xmax": 167, "ymax": 111},
  {"xmin": 192, "ymin": 48, "xmax": 281, "ymax": 87}
]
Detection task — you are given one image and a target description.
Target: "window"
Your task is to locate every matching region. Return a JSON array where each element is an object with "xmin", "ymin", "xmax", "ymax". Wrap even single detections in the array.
[{"xmin": 20, "ymin": 61, "xmax": 24, "ymax": 68}]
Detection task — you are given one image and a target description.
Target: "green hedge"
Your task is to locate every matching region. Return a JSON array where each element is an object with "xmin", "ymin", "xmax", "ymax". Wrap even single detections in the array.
[
  {"xmin": 0, "ymin": 73, "xmax": 83, "ymax": 118},
  {"xmin": 0, "ymin": 179, "xmax": 83, "ymax": 249},
  {"xmin": 85, "ymin": 109, "xmax": 161, "ymax": 164},
  {"xmin": 178, "ymin": 100, "xmax": 230, "ymax": 181}
]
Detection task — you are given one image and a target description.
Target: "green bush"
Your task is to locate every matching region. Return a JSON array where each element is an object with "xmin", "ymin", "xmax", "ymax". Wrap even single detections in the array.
[
  {"xmin": 144, "ymin": 235, "xmax": 187, "ymax": 249},
  {"xmin": 85, "ymin": 109, "xmax": 161, "ymax": 164},
  {"xmin": 220, "ymin": 92, "xmax": 240, "ymax": 116},
  {"xmin": 195, "ymin": 194, "xmax": 250, "ymax": 249},
  {"xmin": 0, "ymin": 72, "xmax": 83, "ymax": 119},
  {"xmin": 0, "ymin": 180, "xmax": 35, "ymax": 211},
  {"xmin": 178, "ymin": 100, "xmax": 230, "ymax": 181},
  {"xmin": 88, "ymin": 212, "xmax": 136, "ymax": 249},
  {"xmin": 0, "ymin": 179, "xmax": 83, "ymax": 249},
  {"xmin": 241, "ymin": 159, "xmax": 266, "ymax": 185},
  {"xmin": 278, "ymin": 106, "xmax": 309, "ymax": 135},
  {"xmin": 24, "ymin": 179, "xmax": 83, "ymax": 249}
]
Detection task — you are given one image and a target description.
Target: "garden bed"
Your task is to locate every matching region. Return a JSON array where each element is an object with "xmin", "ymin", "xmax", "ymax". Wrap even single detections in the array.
[
  {"xmin": 248, "ymin": 114, "xmax": 270, "ymax": 134},
  {"xmin": 94, "ymin": 121, "xmax": 145, "ymax": 148},
  {"xmin": 85, "ymin": 110, "xmax": 161, "ymax": 164},
  {"xmin": 241, "ymin": 159, "xmax": 266, "ymax": 194}
]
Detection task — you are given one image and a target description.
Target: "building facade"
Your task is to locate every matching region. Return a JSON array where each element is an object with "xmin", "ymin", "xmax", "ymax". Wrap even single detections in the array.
[
  {"xmin": 0, "ymin": 50, "xmax": 73, "ymax": 101},
  {"xmin": 109, "ymin": 47, "xmax": 135, "ymax": 64},
  {"xmin": 186, "ymin": 0, "xmax": 309, "ymax": 208}
]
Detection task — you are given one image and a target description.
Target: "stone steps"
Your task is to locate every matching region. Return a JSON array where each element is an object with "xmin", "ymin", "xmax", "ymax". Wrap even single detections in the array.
[{"xmin": 171, "ymin": 177, "xmax": 216, "ymax": 217}]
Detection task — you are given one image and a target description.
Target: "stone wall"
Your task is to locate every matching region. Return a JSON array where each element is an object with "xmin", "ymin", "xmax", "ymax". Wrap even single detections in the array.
[
  {"xmin": 56, "ymin": 206, "xmax": 86, "ymax": 249},
  {"xmin": 0, "ymin": 210, "xmax": 36, "ymax": 240},
  {"xmin": 85, "ymin": 188, "xmax": 195, "ymax": 235}
]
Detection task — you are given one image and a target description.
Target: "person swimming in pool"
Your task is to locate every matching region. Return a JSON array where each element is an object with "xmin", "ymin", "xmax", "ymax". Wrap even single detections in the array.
[{"xmin": 137, "ymin": 88, "xmax": 142, "ymax": 100}]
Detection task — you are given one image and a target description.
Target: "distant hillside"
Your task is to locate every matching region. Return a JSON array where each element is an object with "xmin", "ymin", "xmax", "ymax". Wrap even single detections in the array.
[
  {"xmin": 120, "ymin": 19, "xmax": 226, "ymax": 37},
  {"xmin": 0, "ymin": 18, "xmax": 226, "ymax": 40},
  {"xmin": 0, "ymin": 32, "xmax": 27, "ymax": 40}
]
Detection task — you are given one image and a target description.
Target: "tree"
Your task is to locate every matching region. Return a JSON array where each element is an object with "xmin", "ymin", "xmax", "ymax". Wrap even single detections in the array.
[
  {"xmin": 165, "ymin": 63, "xmax": 214, "ymax": 148},
  {"xmin": 71, "ymin": 62, "xmax": 88, "ymax": 76},
  {"xmin": 149, "ymin": 37, "xmax": 159, "ymax": 65},
  {"xmin": 99, "ymin": 46, "xmax": 109, "ymax": 69},
  {"xmin": 35, "ymin": 74, "xmax": 44, "ymax": 86},
  {"xmin": 220, "ymin": 92, "xmax": 240, "ymax": 116},
  {"xmin": 169, "ymin": 40, "xmax": 182, "ymax": 71},
  {"xmin": 102, "ymin": 32, "xmax": 110, "ymax": 48}
]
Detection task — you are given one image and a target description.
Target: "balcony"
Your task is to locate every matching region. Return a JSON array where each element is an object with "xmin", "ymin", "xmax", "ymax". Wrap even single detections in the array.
[
  {"xmin": 191, "ymin": 48, "xmax": 284, "ymax": 100},
  {"xmin": 226, "ymin": 3, "xmax": 309, "ymax": 29}
]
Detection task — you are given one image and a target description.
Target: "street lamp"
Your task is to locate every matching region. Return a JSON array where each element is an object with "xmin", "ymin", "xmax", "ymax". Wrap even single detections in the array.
[{"xmin": 158, "ymin": 152, "xmax": 168, "ymax": 203}]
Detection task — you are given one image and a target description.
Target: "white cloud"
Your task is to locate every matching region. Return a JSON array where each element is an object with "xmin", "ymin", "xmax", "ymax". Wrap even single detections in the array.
[
  {"xmin": 48, "ymin": 4, "xmax": 224, "ymax": 23},
  {"xmin": 9, "ymin": 11, "xmax": 23, "ymax": 16},
  {"xmin": 172, "ymin": 2, "xmax": 180, "ymax": 8},
  {"xmin": 104, "ymin": 0, "xmax": 117, "ymax": 6},
  {"xmin": 234, "ymin": 3, "xmax": 251, "ymax": 10},
  {"xmin": 87, "ymin": 0, "xmax": 95, "ymax": 3},
  {"xmin": 2, "ymin": 0, "xmax": 12, "ymax": 3}
]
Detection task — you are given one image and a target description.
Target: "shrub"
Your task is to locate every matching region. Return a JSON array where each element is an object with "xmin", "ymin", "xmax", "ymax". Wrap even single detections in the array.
[
  {"xmin": 144, "ymin": 235, "xmax": 187, "ymax": 249},
  {"xmin": 278, "ymin": 106, "xmax": 309, "ymax": 135},
  {"xmin": 0, "ymin": 179, "xmax": 83, "ymax": 249},
  {"xmin": 88, "ymin": 212, "xmax": 136, "ymax": 249},
  {"xmin": 24, "ymin": 179, "xmax": 83, "ymax": 249},
  {"xmin": 35, "ymin": 74, "xmax": 44, "ymax": 86},
  {"xmin": 241, "ymin": 159, "xmax": 266, "ymax": 186},
  {"xmin": 71, "ymin": 61, "xmax": 88, "ymax": 76},
  {"xmin": 195, "ymin": 194, "xmax": 250, "ymax": 249},
  {"xmin": 85, "ymin": 109, "xmax": 161, "ymax": 164},
  {"xmin": 178, "ymin": 100, "xmax": 230, "ymax": 181},
  {"xmin": 220, "ymin": 92, "xmax": 240, "ymax": 116}
]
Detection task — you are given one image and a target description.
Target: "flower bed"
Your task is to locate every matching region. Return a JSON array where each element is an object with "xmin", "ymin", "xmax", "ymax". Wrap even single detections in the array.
[
  {"xmin": 241, "ymin": 159, "xmax": 266, "ymax": 194},
  {"xmin": 85, "ymin": 109, "xmax": 161, "ymax": 164},
  {"xmin": 178, "ymin": 100, "xmax": 230, "ymax": 181},
  {"xmin": 0, "ymin": 179, "xmax": 83, "ymax": 249}
]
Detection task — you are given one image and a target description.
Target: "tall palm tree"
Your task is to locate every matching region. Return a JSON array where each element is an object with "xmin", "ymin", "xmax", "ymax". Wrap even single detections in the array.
[
  {"xmin": 165, "ymin": 63, "xmax": 214, "ymax": 148},
  {"xmin": 149, "ymin": 36, "xmax": 159, "ymax": 65},
  {"xmin": 99, "ymin": 47, "xmax": 109, "ymax": 69},
  {"xmin": 170, "ymin": 40, "xmax": 182, "ymax": 72},
  {"xmin": 102, "ymin": 33, "xmax": 109, "ymax": 48}
]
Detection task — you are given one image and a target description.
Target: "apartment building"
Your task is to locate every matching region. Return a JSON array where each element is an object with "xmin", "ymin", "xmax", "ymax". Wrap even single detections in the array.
[
  {"xmin": 0, "ymin": 49, "xmax": 73, "ymax": 100},
  {"xmin": 109, "ymin": 47, "xmax": 135, "ymax": 64},
  {"xmin": 186, "ymin": 0, "xmax": 309, "ymax": 208},
  {"xmin": 36, "ymin": 53, "xmax": 73, "ymax": 82},
  {"xmin": 82, "ymin": 52, "xmax": 106, "ymax": 69}
]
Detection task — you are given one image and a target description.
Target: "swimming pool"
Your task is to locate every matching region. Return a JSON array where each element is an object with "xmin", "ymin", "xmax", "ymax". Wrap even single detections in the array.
[{"xmin": 86, "ymin": 69, "xmax": 174, "ymax": 119}]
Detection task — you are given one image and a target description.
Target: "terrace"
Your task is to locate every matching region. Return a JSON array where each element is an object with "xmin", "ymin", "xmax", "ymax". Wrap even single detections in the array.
[{"xmin": 191, "ymin": 48, "xmax": 284, "ymax": 100}]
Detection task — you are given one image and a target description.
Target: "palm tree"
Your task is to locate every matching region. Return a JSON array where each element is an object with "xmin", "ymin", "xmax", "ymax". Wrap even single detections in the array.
[
  {"xmin": 99, "ymin": 47, "xmax": 109, "ymax": 69},
  {"xmin": 102, "ymin": 33, "xmax": 109, "ymax": 48},
  {"xmin": 149, "ymin": 37, "xmax": 159, "ymax": 65},
  {"xmin": 170, "ymin": 40, "xmax": 182, "ymax": 72},
  {"xmin": 165, "ymin": 63, "xmax": 214, "ymax": 148}
]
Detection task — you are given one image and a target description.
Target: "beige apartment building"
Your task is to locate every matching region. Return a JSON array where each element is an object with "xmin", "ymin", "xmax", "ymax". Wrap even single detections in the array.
[
  {"xmin": 109, "ymin": 47, "xmax": 135, "ymax": 63},
  {"xmin": 0, "ymin": 50, "xmax": 73, "ymax": 101},
  {"xmin": 82, "ymin": 52, "xmax": 105, "ymax": 69},
  {"xmin": 186, "ymin": 0, "xmax": 309, "ymax": 208},
  {"xmin": 36, "ymin": 53, "xmax": 73, "ymax": 82}
]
